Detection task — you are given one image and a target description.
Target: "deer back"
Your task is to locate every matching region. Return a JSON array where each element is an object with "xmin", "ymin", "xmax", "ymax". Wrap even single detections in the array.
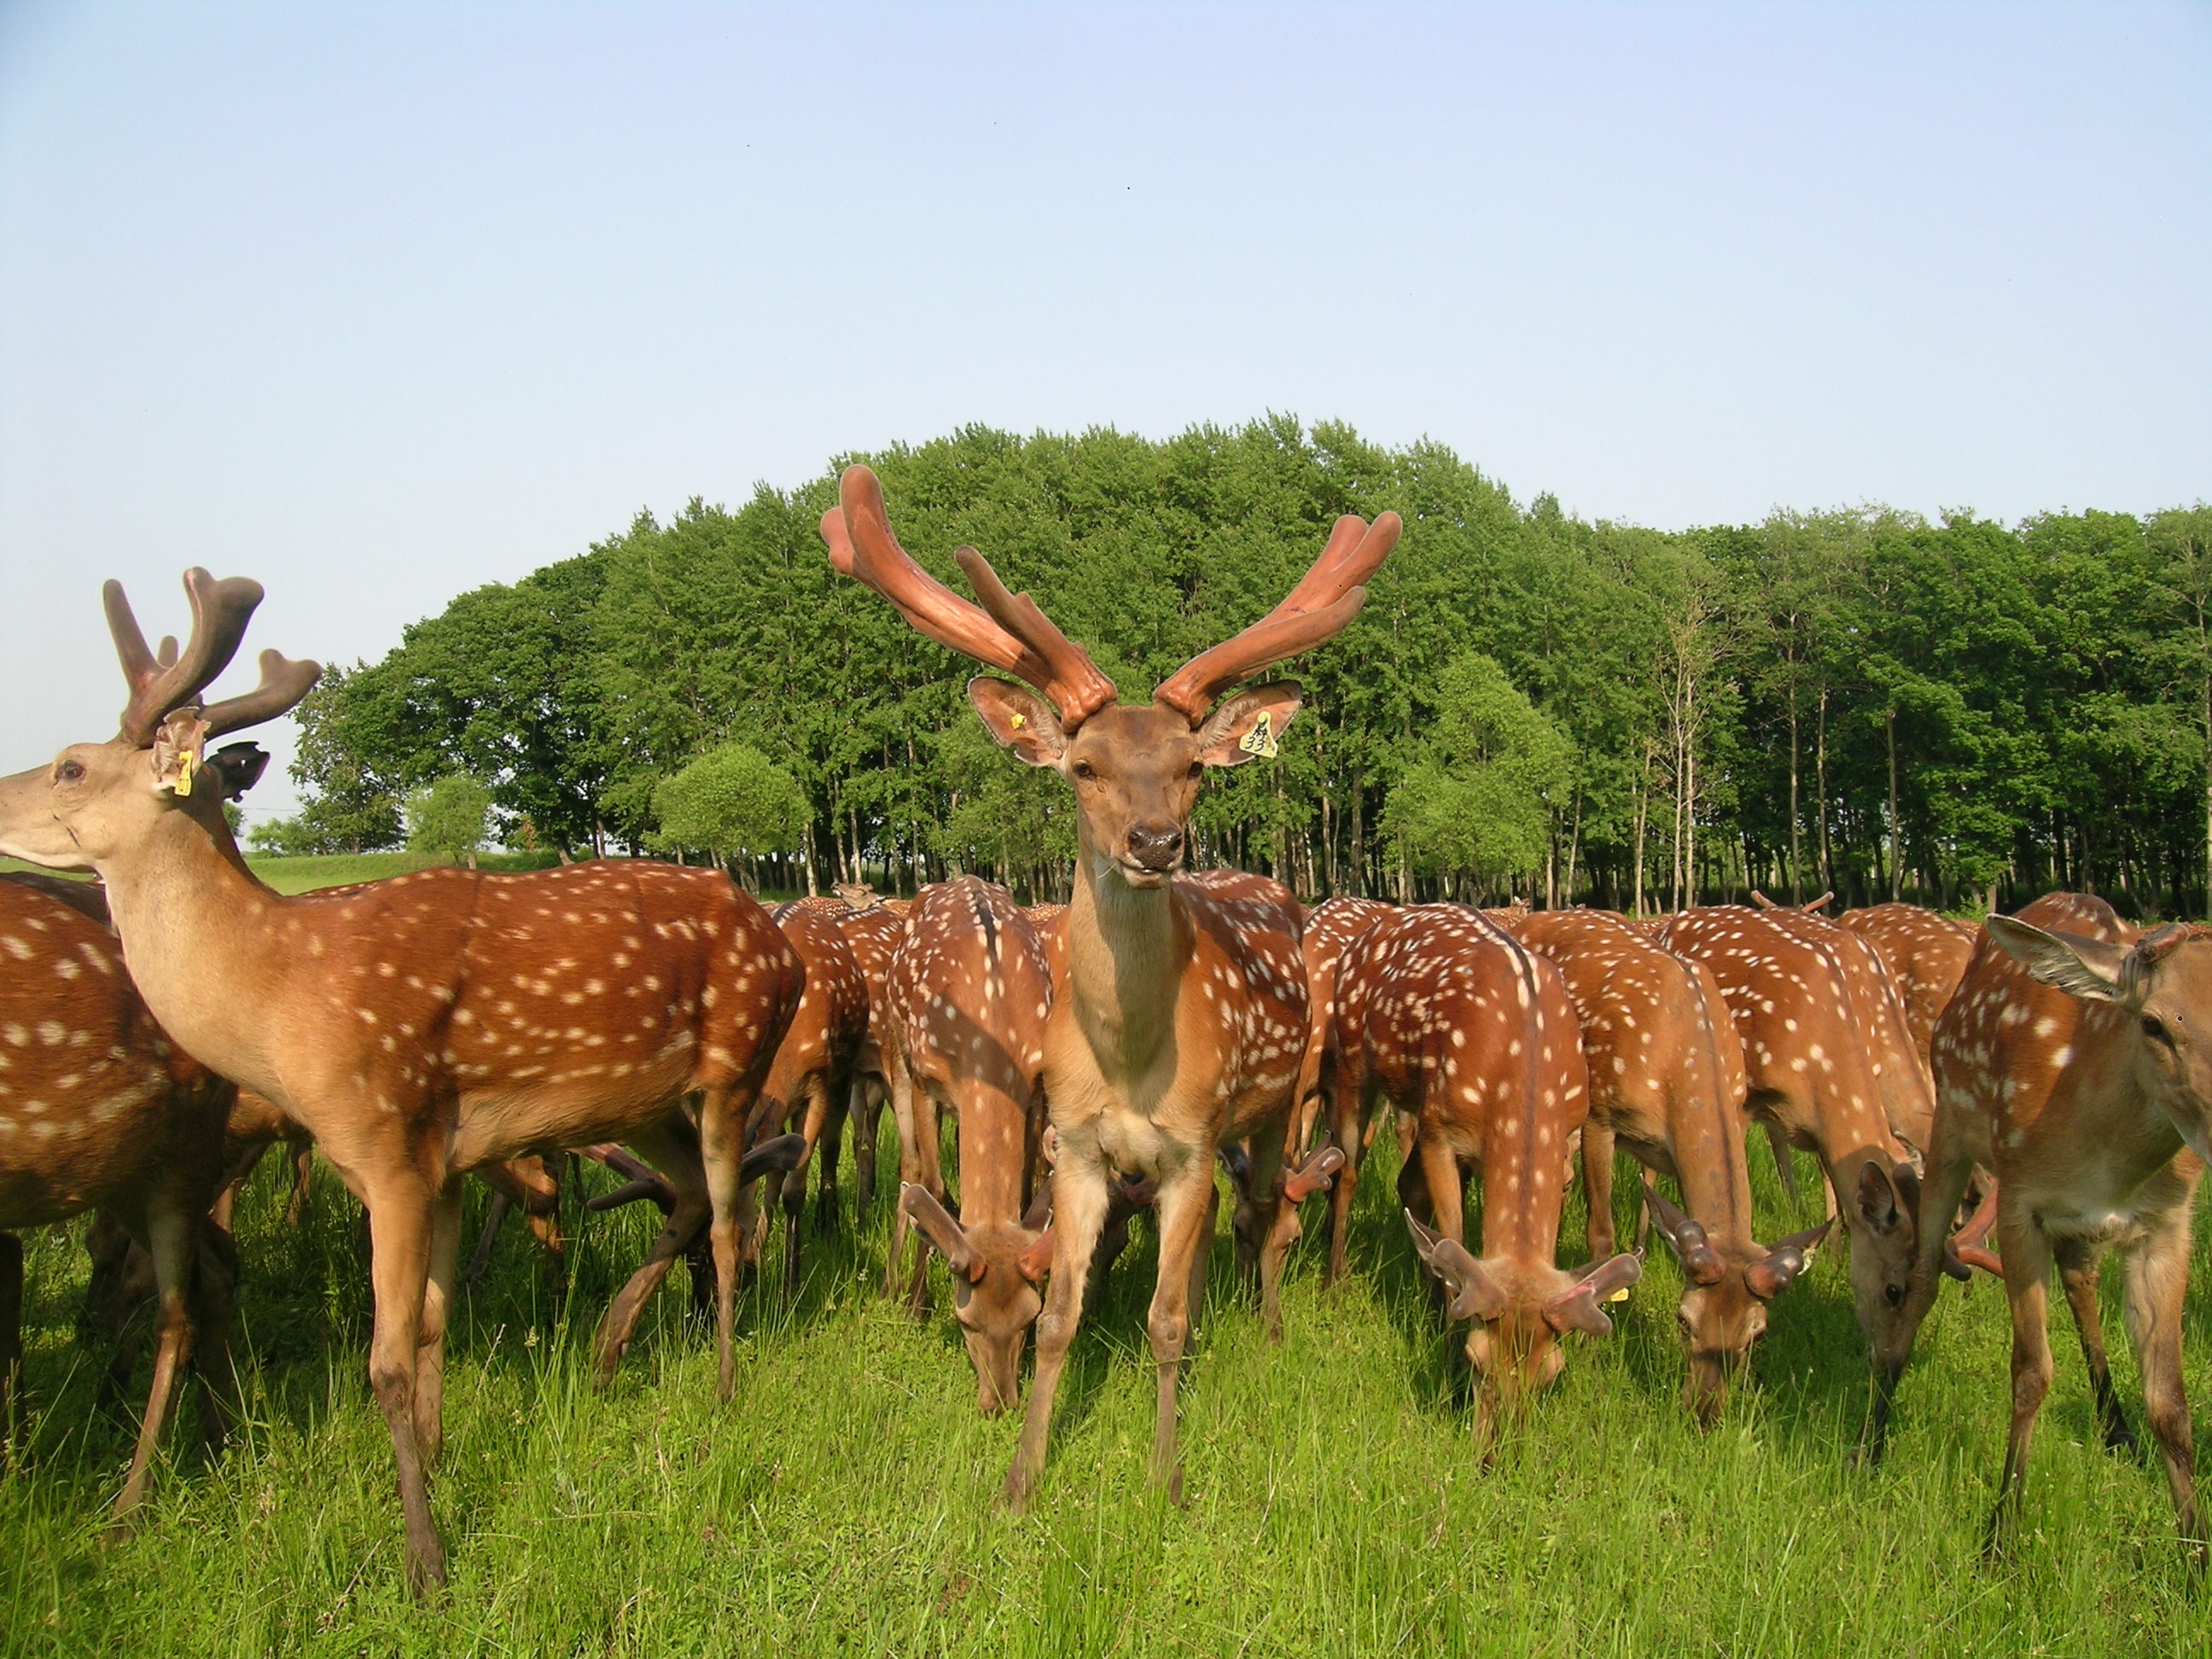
[
  {"xmin": 0, "ymin": 882, "xmax": 231, "ymax": 1228},
  {"xmin": 1842, "ymin": 903, "xmax": 1975, "ymax": 1063},
  {"xmin": 1762, "ymin": 906, "xmax": 1936, "ymax": 1149}
]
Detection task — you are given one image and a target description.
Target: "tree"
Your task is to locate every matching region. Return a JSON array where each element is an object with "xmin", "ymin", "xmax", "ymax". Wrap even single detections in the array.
[
  {"xmin": 649, "ymin": 744, "xmax": 807, "ymax": 887},
  {"xmin": 407, "ymin": 775, "xmax": 494, "ymax": 867},
  {"xmin": 1381, "ymin": 653, "xmax": 1573, "ymax": 899}
]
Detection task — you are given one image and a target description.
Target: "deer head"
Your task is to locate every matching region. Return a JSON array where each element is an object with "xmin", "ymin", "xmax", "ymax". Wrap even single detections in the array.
[
  {"xmin": 1644, "ymin": 1184, "xmax": 1827, "ymax": 1426},
  {"xmin": 901, "ymin": 1183, "xmax": 1053, "ymax": 1414},
  {"xmin": 0, "ymin": 569, "xmax": 319, "ymax": 871},
  {"xmin": 824, "ymin": 466, "xmax": 1398, "ymax": 891},
  {"xmin": 1985, "ymin": 915, "xmax": 2212, "ymax": 1169}
]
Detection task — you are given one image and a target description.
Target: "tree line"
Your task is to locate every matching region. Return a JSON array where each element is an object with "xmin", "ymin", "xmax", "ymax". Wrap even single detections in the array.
[{"xmin": 258, "ymin": 416, "xmax": 2212, "ymax": 918}]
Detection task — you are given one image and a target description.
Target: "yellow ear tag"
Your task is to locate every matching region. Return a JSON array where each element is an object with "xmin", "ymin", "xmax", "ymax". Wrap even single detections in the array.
[
  {"xmin": 1237, "ymin": 711, "xmax": 1278, "ymax": 759},
  {"xmin": 173, "ymin": 750, "xmax": 196, "ymax": 797},
  {"xmin": 1607, "ymin": 1284, "xmax": 1632, "ymax": 1303},
  {"xmin": 1010, "ymin": 711, "xmax": 1027, "ymax": 730}
]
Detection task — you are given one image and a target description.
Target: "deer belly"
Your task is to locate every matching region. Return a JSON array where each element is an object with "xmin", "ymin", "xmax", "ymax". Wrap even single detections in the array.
[{"xmin": 453, "ymin": 1074, "xmax": 680, "ymax": 1167}]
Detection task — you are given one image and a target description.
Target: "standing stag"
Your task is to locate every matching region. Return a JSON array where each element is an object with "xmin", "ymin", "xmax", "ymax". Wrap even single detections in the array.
[
  {"xmin": 1873, "ymin": 894, "xmax": 2210, "ymax": 1559},
  {"xmin": 0, "ymin": 880, "xmax": 236, "ymax": 1519},
  {"xmin": 824, "ymin": 465, "xmax": 1359, "ymax": 1507},
  {"xmin": 1505, "ymin": 909, "xmax": 1823, "ymax": 1423},
  {"xmin": 0, "ymin": 571, "xmax": 804, "ymax": 1593},
  {"xmin": 887, "ymin": 877, "xmax": 1054, "ymax": 1411},
  {"xmin": 1332, "ymin": 905, "xmax": 1639, "ymax": 1439}
]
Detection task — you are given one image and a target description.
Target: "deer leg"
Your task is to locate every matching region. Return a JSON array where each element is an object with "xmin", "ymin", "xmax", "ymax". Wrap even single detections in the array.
[
  {"xmin": 360, "ymin": 1179, "xmax": 445, "ymax": 1596},
  {"xmin": 591, "ymin": 1115, "xmax": 710, "ymax": 1388},
  {"xmin": 461, "ymin": 1190, "xmax": 513, "ymax": 1289},
  {"xmin": 2121, "ymin": 1208, "xmax": 2204, "ymax": 1563},
  {"xmin": 1144, "ymin": 1161, "xmax": 1220, "ymax": 1505},
  {"xmin": 814, "ymin": 1071, "xmax": 849, "ymax": 1233},
  {"xmin": 1324, "ymin": 1073, "xmax": 1369, "ymax": 1290},
  {"xmin": 778, "ymin": 1087, "xmax": 825, "ymax": 1301},
  {"xmin": 2052, "ymin": 1236, "xmax": 2133, "ymax": 1454},
  {"xmin": 188, "ymin": 1221, "xmax": 239, "ymax": 1467},
  {"xmin": 851, "ymin": 1073, "xmax": 882, "ymax": 1213},
  {"xmin": 0, "ymin": 1233, "xmax": 20, "ymax": 1467},
  {"xmin": 698, "ymin": 1084, "xmax": 755, "ymax": 1403},
  {"xmin": 882, "ymin": 1058, "xmax": 925, "ymax": 1302},
  {"xmin": 109, "ymin": 1201, "xmax": 197, "ymax": 1528},
  {"xmin": 413, "ymin": 1179, "xmax": 463, "ymax": 1466},
  {"xmin": 1245, "ymin": 1122, "xmax": 1296, "ymax": 1342},
  {"xmin": 1004, "ymin": 1152, "xmax": 1109, "ymax": 1515},
  {"xmin": 283, "ymin": 1138, "xmax": 315, "ymax": 1227},
  {"xmin": 1581, "ymin": 1116, "xmax": 1619, "ymax": 1260},
  {"xmin": 903, "ymin": 1087, "xmax": 946, "ymax": 1316},
  {"xmin": 1985, "ymin": 1212, "xmax": 2054, "ymax": 1563}
]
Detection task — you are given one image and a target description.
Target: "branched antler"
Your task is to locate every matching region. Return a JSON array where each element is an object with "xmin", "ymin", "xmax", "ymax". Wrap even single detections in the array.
[
  {"xmin": 822, "ymin": 466, "xmax": 1116, "ymax": 726},
  {"xmin": 1152, "ymin": 509, "xmax": 1401, "ymax": 722},
  {"xmin": 104, "ymin": 569, "xmax": 319, "ymax": 744}
]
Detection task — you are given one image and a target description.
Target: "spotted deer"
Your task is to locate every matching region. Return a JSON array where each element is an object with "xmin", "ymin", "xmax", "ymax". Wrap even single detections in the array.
[
  {"xmin": 886, "ymin": 877, "xmax": 1055, "ymax": 1411},
  {"xmin": 1839, "ymin": 902, "xmax": 1976, "ymax": 1067},
  {"xmin": 1872, "ymin": 893, "xmax": 2210, "ymax": 1558},
  {"xmin": 1661, "ymin": 905, "xmax": 1930, "ymax": 1440},
  {"xmin": 0, "ymin": 878, "xmax": 236, "ymax": 1520},
  {"xmin": 824, "ymin": 464, "xmax": 1360, "ymax": 1506},
  {"xmin": 1333, "ymin": 905, "xmax": 1640, "ymax": 1439},
  {"xmin": 828, "ymin": 897, "xmax": 908, "ymax": 1212},
  {"xmin": 1291, "ymin": 894, "xmax": 1394, "ymax": 1284},
  {"xmin": 754, "ymin": 902, "xmax": 869, "ymax": 1292},
  {"xmin": 1504, "ymin": 908, "xmax": 1824, "ymax": 1423},
  {"xmin": 0, "ymin": 569, "xmax": 806, "ymax": 1593},
  {"xmin": 1753, "ymin": 900, "xmax": 1936, "ymax": 1154}
]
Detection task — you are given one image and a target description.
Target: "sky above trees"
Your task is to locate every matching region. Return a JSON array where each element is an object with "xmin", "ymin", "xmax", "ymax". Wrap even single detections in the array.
[{"xmin": 2, "ymin": 3, "xmax": 2204, "ymax": 821}]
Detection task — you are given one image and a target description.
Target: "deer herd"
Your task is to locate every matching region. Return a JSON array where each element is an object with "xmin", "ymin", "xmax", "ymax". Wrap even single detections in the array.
[{"xmin": 0, "ymin": 463, "xmax": 2206, "ymax": 1595}]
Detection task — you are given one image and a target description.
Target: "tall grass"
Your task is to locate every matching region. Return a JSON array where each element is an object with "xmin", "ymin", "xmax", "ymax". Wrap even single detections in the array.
[{"xmin": 3, "ymin": 1136, "xmax": 2206, "ymax": 1657}]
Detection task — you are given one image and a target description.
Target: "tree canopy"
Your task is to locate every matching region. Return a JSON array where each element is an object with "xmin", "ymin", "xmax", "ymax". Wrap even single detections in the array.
[{"xmin": 269, "ymin": 416, "xmax": 2211, "ymax": 917}]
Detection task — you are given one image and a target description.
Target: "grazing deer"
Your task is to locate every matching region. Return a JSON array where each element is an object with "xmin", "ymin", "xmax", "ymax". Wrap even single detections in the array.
[
  {"xmin": 1334, "ymin": 905, "xmax": 1641, "ymax": 1439},
  {"xmin": 754, "ymin": 903, "xmax": 869, "ymax": 1292},
  {"xmin": 1504, "ymin": 908, "xmax": 1824, "ymax": 1423},
  {"xmin": 1661, "ymin": 905, "xmax": 1930, "ymax": 1432},
  {"xmin": 1872, "ymin": 893, "xmax": 2210, "ymax": 1558},
  {"xmin": 0, "ymin": 879, "xmax": 236, "ymax": 1519},
  {"xmin": 823, "ymin": 464, "xmax": 1361, "ymax": 1507},
  {"xmin": 1839, "ymin": 902, "xmax": 1976, "ymax": 1066},
  {"xmin": 1292, "ymin": 894, "xmax": 1394, "ymax": 1285},
  {"xmin": 886, "ymin": 877, "xmax": 1055, "ymax": 1410},
  {"xmin": 0, "ymin": 570, "xmax": 805, "ymax": 1593},
  {"xmin": 1755, "ymin": 903, "xmax": 1936, "ymax": 1155}
]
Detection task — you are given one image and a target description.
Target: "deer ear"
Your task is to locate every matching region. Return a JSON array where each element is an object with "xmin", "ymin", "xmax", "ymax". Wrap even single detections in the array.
[
  {"xmin": 969, "ymin": 678, "xmax": 1067, "ymax": 766},
  {"xmin": 1195, "ymin": 682, "xmax": 1303, "ymax": 768},
  {"xmin": 1984, "ymin": 916, "xmax": 2131, "ymax": 1004},
  {"xmin": 204, "ymin": 742, "xmax": 270, "ymax": 800},
  {"xmin": 148, "ymin": 710, "xmax": 211, "ymax": 798},
  {"xmin": 1855, "ymin": 1161, "xmax": 1906, "ymax": 1237}
]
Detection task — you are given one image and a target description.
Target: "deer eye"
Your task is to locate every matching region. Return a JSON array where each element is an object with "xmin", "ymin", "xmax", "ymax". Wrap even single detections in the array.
[
  {"xmin": 56, "ymin": 760, "xmax": 84, "ymax": 783},
  {"xmin": 2142, "ymin": 1015, "xmax": 2174, "ymax": 1046},
  {"xmin": 1883, "ymin": 1284, "xmax": 1904, "ymax": 1307},
  {"xmin": 1071, "ymin": 761, "xmax": 1097, "ymax": 783},
  {"xmin": 1186, "ymin": 761, "xmax": 1203, "ymax": 779}
]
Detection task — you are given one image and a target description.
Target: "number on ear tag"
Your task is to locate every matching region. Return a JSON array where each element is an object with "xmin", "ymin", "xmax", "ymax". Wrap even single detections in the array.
[
  {"xmin": 174, "ymin": 751, "xmax": 196, "ymax": 797},
  {"xmin": 1238, "ymin": 712, "xmax": 1278, "ymax": 759}
]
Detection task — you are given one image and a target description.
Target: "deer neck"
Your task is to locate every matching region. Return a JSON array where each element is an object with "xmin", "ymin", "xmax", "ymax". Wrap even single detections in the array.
[
  {"xmin": 95, "ymin": 809, "xmax": 282, "ymax": 1081},
  {"xmin": 1064, "ymin": 834, "xmax": 1188, "ymax": 1086}
]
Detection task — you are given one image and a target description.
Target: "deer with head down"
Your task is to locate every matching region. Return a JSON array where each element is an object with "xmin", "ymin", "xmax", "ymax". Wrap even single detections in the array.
[
  {"xmin": 1503, "ymin": 908, "xmax": 1825, "ymax": 1423},
  {"xmin": 0, "ymin": 878, "xmax": 236, "ymax": 1518},
  {"xmin": 1332, "ymin": 905, "xmax": 1641, "ymax": 1441},
  {"xmin": 827, "ymin": 893, "xmax": 908, "ymax": 1213},
  {"xmin": 0, "ymin": 570, "xmax": 806, "ymax": 1594},
  {"xmin": 886, "ymin": 876, "xmax": 1055, "ymax": 1411},
  {"xmin": 1291, "ymin": 894, "xmax": 1394, "ymax": 1285},
  {"xmin": 1661, "ymin": 905, "xmax": 1930, "ymax": 1452},
  {"xmin": 1839, "ymin": 902, "xmax": 1976, "ymax": 1068},
  {"xmin": 1871, "ymin": 892, "xmax": 2210, "ymax": 1561},
  {"xmin": 824, "ymin": 465, "xmax": 1361, "ymax": 1507}
]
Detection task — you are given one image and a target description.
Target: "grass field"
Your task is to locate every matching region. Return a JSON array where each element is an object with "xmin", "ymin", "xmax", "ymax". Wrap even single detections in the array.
[{"xmin": 4, "ymin": 1132, "xmax": 2211, "ymax": 1659}]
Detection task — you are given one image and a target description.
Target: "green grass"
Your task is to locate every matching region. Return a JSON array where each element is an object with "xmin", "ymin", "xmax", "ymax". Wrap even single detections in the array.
[{"xmin": 4, "ymin": 1138, "xmax": 2211, "ymax": 1658}]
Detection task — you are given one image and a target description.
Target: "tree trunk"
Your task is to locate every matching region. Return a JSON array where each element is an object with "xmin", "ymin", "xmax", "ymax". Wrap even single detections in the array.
[
  {"xmin": 1787, "ymin": 685, "xmax": 1802, "ymax": 902},
  {"xmin": 1815, "ymin": 687, "xmax": 1833, "ymax": 895},
  {"xmin": 1885, "ymin": 704, "xmax": 1901, "ymax": 903}
]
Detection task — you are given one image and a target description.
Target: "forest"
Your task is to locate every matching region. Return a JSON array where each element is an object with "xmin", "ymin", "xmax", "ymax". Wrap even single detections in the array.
[{"xmin": 259, "ymin": 416, "xmax": 2212, "ymax": 918}]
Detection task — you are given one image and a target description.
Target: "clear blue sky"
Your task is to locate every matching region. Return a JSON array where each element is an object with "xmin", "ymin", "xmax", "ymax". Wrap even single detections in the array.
[{"xmin": 3, "ymin": 2, "xmax": 2206, "ymax": 819}]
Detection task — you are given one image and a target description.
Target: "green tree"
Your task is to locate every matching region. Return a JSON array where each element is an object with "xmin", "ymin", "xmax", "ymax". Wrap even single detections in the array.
[
  {"xmin": 1381, "ymin": 653, "xmax": 1574, "ymax": 899},
  {"xmin": 649, "ymin": 744, "xmax": 807, "ymax": 888},
  {"xmin": 407, "ymin": 775, "xmax": 495, "ymax": 867}
]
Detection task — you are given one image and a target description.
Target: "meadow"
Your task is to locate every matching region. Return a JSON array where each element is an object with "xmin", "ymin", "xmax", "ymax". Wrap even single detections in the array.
[{"xmin": 3, "ymin": 1116, "xmax": 2210, "ymax": 1659}]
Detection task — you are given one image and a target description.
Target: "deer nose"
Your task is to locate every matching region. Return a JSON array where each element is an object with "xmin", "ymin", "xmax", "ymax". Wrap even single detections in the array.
[{"xmin": 1125, "ymin": 823, "xmax": 1185, "ymax": 870}]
